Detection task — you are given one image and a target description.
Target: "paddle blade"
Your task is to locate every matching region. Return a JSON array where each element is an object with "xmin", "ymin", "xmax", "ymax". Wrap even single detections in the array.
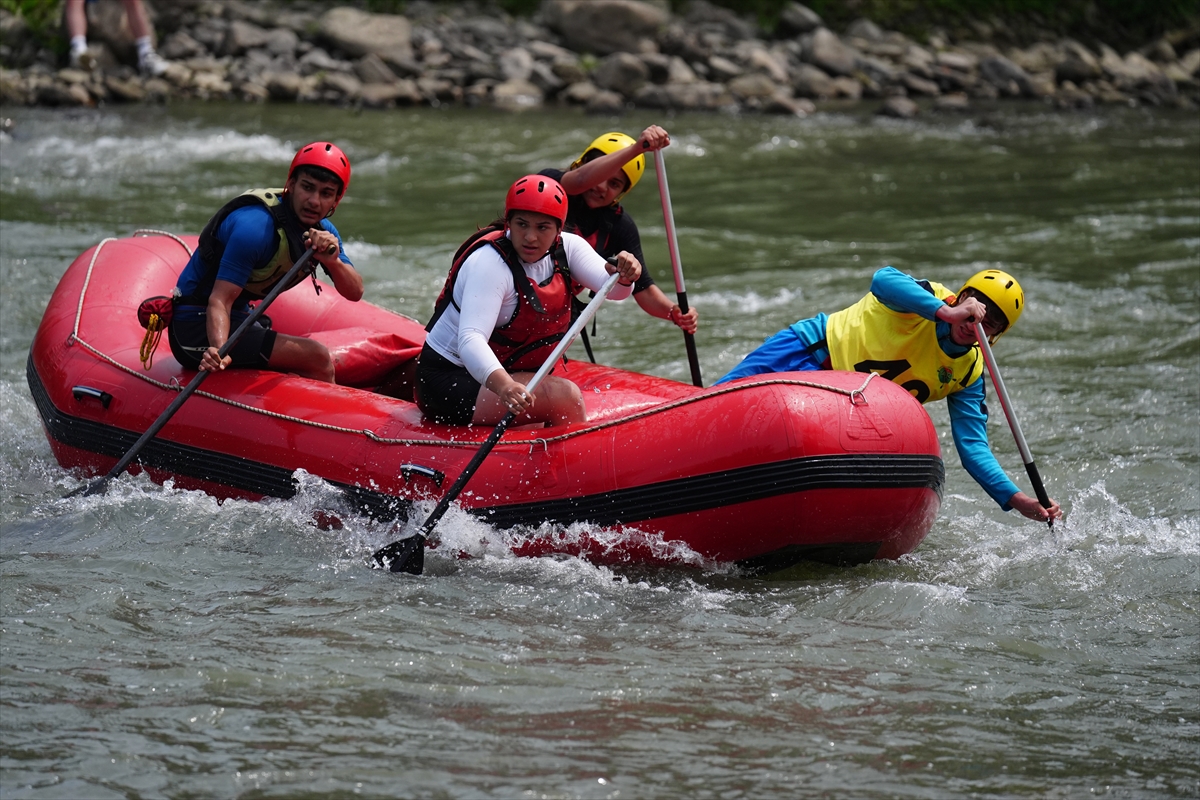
[
  {"xmin": 373, "ymin": 534, "xmax": 425, "ymax": 574},
  {"xmin": 65, "ymin": 476, "xmax": 110, "ymax": 498}
]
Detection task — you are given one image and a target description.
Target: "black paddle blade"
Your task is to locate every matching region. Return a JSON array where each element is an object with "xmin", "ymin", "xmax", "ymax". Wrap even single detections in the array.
[
  {"xmin": 372, "ymin": 534, "xmax": 425, "ymax": 574},
  {"xmin": 65, "ymin": 477, "xmax": 109, "ymax": 499}
]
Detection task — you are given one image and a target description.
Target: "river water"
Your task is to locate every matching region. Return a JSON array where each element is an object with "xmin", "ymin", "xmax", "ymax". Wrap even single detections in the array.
[{"xmin": 1, "ymin": 101, "xmax": 1197, "ymax": 798}]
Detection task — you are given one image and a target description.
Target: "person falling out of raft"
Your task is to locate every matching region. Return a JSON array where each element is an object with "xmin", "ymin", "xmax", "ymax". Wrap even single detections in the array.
[
  {"xmin": 169, "ymin": 141, "xmax": 363, "ymax": 384},
  {"xmin": 539, "ymin": 126, "xmax": 699, "ymax": 335},
  {"xmin": 716, "ymin": 266, "xmax": 1063, "ymax": 524},
  {"xmin": 415, "ymin": 174, "xmax": 641, "ymax": 427}
]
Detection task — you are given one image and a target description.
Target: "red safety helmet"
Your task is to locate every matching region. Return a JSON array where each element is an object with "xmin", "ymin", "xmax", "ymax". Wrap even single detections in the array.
[
  {"xmin": 504, "ymin": 174, "xmax": 567, "ymax": 226},
  {"xmin": 288, "ymin": 142, "xmax": 351, "ymax": 201}
]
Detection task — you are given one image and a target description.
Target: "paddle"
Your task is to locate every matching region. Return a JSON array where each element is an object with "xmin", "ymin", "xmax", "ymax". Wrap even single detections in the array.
[
  {"xmin": 974, "ymin": 322, "xmax": 1054, "ymax": 528},
  {"xmin": 654, "ymin": 148, "xmax": 703, "ymax": 388},
  {"xmin": 69, "ymin": 246, "xmax": 319, "ymax": 498},
  {"xmin": 372, "ymin": 270, "xmax": 624, "ymax": 575}
]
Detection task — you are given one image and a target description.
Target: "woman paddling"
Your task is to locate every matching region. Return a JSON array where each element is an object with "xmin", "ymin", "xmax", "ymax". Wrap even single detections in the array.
[
  {"xmin": 540, "ymin": 127, "xmax": 699, "ymax": 335},
  {"xmin": 415, "ymin": 175, "xmax": 641, "ymax": 427}
]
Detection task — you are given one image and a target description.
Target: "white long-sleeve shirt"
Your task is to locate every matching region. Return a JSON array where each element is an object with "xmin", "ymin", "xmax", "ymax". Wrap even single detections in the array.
[{"xmin": 425, "ymin": 231, "xmax": 633, "ymax": 383}]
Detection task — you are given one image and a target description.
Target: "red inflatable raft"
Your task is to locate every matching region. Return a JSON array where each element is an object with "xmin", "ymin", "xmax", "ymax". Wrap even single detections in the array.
[{"xmin": 27, "ymin": 233, "xmax": 945, "ymax": 573}]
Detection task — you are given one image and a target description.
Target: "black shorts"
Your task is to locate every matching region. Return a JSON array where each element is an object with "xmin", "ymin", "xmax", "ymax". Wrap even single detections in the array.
[
  {"xmin": 414, "ymin": 343, "xmax": 482, "ymax": 426},
  {"xmin": 168, "ymin": 305, "xmax": 277, "ymax": 371}
]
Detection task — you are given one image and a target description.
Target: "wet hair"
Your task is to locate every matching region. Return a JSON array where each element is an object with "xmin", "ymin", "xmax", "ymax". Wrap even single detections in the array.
[
  {"xmin": 291, "ymin": 164, "xmax": 344, "ymax": 194},
  {"xmin": 955, "ymin": 288, "xmax": 1010, "ymax": 333}
]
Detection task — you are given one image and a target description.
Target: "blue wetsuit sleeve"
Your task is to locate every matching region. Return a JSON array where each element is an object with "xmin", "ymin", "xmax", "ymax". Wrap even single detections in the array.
[
  {"xmin": 871, "ymin": 267, "xmax": 947, "ymax": 320},
  {"xmin": 319, "ymin": 218, "xmax": 353, "ymax": 268},
  {"xmin": 947, "ymin": 378, "xmax": 1021, "ymax": 510},
  {"xmin": 215, "ymin": 206, "xmax": 279, "ymax": 288}
]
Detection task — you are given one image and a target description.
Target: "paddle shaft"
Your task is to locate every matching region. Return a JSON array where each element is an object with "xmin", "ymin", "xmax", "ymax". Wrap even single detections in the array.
[
  {"xmin": 375, "ymin": 271, "xmax": 623, "ymax": 572},
  {"xmin": 974, "ymin": 322, "xmax": 1053, "ymax": 527},
  {"xmin": 77, "ymin": 247, "xmax": 318, "ymax": 497},
  {"xmin": 654, "ymin": 149, "xmax": 703, "ymax": 387}
]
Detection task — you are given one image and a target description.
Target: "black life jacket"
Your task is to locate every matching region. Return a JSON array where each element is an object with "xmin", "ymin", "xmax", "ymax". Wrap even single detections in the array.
[{"xmin": 195, "ymin": 188, "xmax": 314, "ymax": 305}]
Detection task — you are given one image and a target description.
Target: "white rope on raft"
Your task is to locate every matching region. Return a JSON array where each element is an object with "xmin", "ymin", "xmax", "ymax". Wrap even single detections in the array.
[{"xmin": 66, "ymin": 232, "xmax": 877, "ymax": 450}]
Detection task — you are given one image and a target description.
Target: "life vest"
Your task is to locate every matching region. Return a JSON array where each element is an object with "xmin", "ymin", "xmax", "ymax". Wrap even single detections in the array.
[
  {"xmin": 826, "ymin": 282, "xmax": 983, "ymax": 404},
  {"xmin": 428, "ymin": 225, "xmax": 573, "ymax": 371},
  {"xmin": 195, "ymin": 188, "xmax": 313, "ymax": 304},
  {"xmin": 565, "ymin": 202, "xmax": 622, "ymax": 259}
]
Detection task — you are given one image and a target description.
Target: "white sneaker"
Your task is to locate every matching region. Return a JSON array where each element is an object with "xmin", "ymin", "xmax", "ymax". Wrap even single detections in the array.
[
  {"xmin": 70, "ymin": 48, "xmax": 97, "ymax": 72},
  {"xmin": 139, "ymin": 51, "xmax": 169, "ymax": 78}
]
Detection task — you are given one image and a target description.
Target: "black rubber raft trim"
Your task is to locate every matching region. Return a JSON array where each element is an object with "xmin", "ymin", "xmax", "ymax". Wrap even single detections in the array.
[{"xmin": 29, "ymin": 355, "xmax": 944, "ymax": 571}]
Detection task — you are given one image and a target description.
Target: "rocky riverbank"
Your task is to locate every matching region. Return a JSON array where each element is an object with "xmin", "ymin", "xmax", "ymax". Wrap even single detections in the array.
[{"xmin": 1, "ymin": 0, "xmax": 1197, "ymax": 117}]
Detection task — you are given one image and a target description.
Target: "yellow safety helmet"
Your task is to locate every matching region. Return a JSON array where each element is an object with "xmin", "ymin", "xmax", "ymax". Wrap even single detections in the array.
[
  {"xmin": 958, "ymin": 269, "xmax": 1024, "ymax": 342},
  {"xmin": 569, "ymin": 131, "xmax": 643, "ymax": 204}
]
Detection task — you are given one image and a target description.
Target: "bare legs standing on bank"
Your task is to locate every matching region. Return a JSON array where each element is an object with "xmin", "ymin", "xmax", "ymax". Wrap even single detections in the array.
[{"xmin": 65, "ymin": 0, "xmax": 168, "ymax": 76}]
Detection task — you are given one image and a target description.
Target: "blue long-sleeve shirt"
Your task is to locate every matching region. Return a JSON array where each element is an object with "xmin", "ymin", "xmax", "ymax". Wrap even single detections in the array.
[{"xmin": 870, "ymin": 268, "xmax": 1019, "ymax": 508}]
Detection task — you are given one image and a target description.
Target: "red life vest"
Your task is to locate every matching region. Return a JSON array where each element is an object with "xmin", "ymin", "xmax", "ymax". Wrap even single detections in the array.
[{"xmin": 428, "ymin": 226, "xmax": 573, "ymax": 372}]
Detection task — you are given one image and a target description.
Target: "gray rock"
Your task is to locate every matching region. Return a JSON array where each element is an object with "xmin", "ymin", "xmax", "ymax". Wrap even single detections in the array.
[
  {"xmin": 528, "ymin": 41, "xmax": 578, "ymax": 63},
  {"xmin": 1141, "ymin": 38, "xmax": 1177, "ymax": 63},
  {"xmin": 1178, "ymin": 48, "xmax": 1200, "ymax": 77},
  {"xmin": 499, "ymin": 48, "xmax": 534, "ymax": 82},
  {"xmin": 736, "ymin": 41, "xmax": 791, "ymax": 83},
  {"xmin": 831, "ymin": 75, "xmax": 863, "ymax": 100},
  {"xmin": 591, "ymin": 52, "xmax": 650, "ymax": 95},
  {"xmin": 190, "ymin": 18, "xmax": 230, "ymax": 55},
  {"xmin": 528, "ymin": 61, "xmax": 565, "ymax": 95},
  {"xmin": 320, "ymin": 71, "xmax": 362, "ymax": 99},
  {"xmin": 299, "ymin": 48, "xmax": 352, "ymax": 76},
  {"xmin": 1054, "ymin": 80, "xmax": 1095, "ymax": 109},
  {"xmin": 585, "ymin": 88, "xmax": 626, "ymax": 114},
  {"xmin": 264, "ymin": 70, "xmax": 306, "ymax": 100},
  {"xmin": 933, "ymin": 91, "xmax": 970, "ymax": 111},
  {"xmin": 551, "ymin": 58, "xmax": 588, "ymax": 85},
  {"xmin": 1008, "ymin": 41, "xmax": 1061, "ymax": 75},
  {"xmin": 666, "ymin": 55, "xmax": 698, "ymax": 84},
  {"xmin": 777, "ymin": 2, "xmax": 822, "ymax": 37},
  {"xmin": 878, "ymin": 95, "xmax": 918, "ymax": 118},
  {"xmin": 561, "ymin": 80, "xmax": 600, "ymax": 105},
  {"xmin": 223, "ymin": 21, "xmax": 271, "ymax": 57},
  {"xmin": 1055, "ymin": 41, "xmax": 1102, "ymax": 84},
  {"xmin": 159, "ymin": 31, "xmax": 208, "ymax": 61},
  {"xmin": 416, "ymin": 75, "xmax": 460, "ymax": 103},
  {"xmin": 677, "ymin": 80, "xmax": 736, "ymax": 110},
  {"xmin": 684, "ymin": 0, "xmax": 757, "ymax": 41},
  {"xmin": 936, "ymin": 51, "xmax": 978, "ymax": 72},
  {"xmin": 492, "ymin": 78, "xmax": 544, "ymax": 111},
  {"xmin": 355, "ymin": 54, "xmax": 398, "ymax": 85},
  {"xmin": 902, "ymin": 72, "xmax": 941, "ymax": 96},
  {"xmin": 707, "ymin": 55, "xmax": 742, "ymax": 81},
  {"xmin": 35, "ymin": 80, "xmax": 85, "ymax": 106},
  {"xmin": 857, "ymin": 55, "xmax": 898, "ymax": 85},
  {"xmin": 264, "ymin": 28, "xmax": 300, "ymax": 58},
  {"xmin": 803, "ymin": 28, "xmax": 861, "ymax": 77},
  {"xmin": 544, "ymin": 0, "xmax": 668, "ymax": 56},
  {"xmin": 764, "ymin": 93, "xmax": 815, "ymax": 115},
  {"xmin": 640, "ymin": 52, "xmax": 672, "ymax": 83},
  {"xmin": 319, "ymin": 7, "xmax": 412, "ymax": 63},
  {"xmin": 979, "ymin": 54, "xmax": 1033, "ymax": 96},
  {"xmin": 791, "ymin": 62, "xmax": 835, "ymax": 98},
  {"xmin": 659, "ymin": 23, "xmax": 710, "ymax": 63},
  {"xmin": 845, "ymin": 19, "xmax": 884, "ymax": 42},
  {"xmin": 727, "ymin": 72, "xmax": 779, "ymax": 100}
]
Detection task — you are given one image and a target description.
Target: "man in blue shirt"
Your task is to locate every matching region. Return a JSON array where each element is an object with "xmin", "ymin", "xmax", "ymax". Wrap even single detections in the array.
[{"xmin": 169, "ymin": 142, "xmax": 363, "ymax": 383}]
